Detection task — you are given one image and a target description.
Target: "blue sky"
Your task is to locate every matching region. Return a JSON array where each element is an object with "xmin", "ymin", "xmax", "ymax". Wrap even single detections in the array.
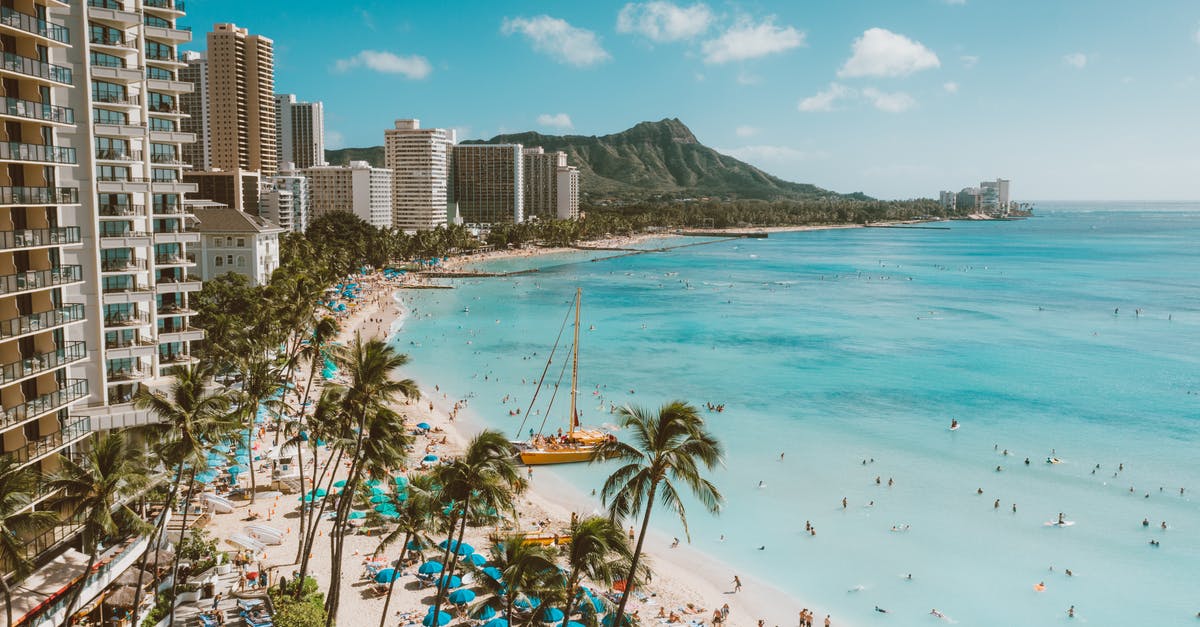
[{"xmin": 183, "ymin": 1, "xmax": 1200, "ymax": 201}]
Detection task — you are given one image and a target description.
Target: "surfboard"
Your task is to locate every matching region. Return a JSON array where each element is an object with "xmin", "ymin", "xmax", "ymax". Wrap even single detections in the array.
[
  {"xmin": 949, "ymin": 425, "xmax": 960, "ymax": 431},
  {"xmin": 1043, "ymin": 520, "xmax": 1076, "ymax": 527}
]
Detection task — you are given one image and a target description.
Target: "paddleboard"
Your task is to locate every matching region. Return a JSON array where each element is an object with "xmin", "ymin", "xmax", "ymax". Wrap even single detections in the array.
[
  {"xmin": 949, "ymin": 425, "xmax": 960, "ymax": 431},
  {"xmin": 1043, "ymin": 520, "xmax": 1076, "ymax": 527}
]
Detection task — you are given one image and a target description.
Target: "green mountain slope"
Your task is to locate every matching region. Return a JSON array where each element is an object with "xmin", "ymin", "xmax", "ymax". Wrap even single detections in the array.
[{"xmin": 325, "ymin": 118, "xmax": 865, "ymax": 201}]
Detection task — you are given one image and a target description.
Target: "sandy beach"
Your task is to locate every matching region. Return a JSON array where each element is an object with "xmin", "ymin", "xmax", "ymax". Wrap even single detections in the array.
[{"xmin": 197, "ymin": 235, "xmax": 854, "ymax": 627}]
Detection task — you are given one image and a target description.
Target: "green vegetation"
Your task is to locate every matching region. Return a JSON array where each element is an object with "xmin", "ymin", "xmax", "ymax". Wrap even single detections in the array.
[{"xmin": 271, "ymin": 577, "xmax": 326, "ymax": 627}]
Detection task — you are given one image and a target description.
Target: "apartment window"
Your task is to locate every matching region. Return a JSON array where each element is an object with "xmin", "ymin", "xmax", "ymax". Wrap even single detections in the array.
[
  {"xmin": 226, "ymin": 256, "xmax": 233, "ymax": 265},
  {"xmin": 235, "ymin": 256, "xmax": 245, "ymax": 268},
  {"xmin": 89, "ymin": 24, "xmax": 124, "ymax": 46},
  {"xmin": 151, "ymin": 168, "xmax": 177, "ymax": 182},
  {"xmin": 146, "ymin": 42, "xmax": 173, "ymax": 61},
  {"xmin": 146, "ymin": 67, "xmax": 174, "ymax": 80},
  {"xmin": 91, "ymin": 81, "xmax": 127, "ymax": 104},
  {"xmin": 144, "ymin": 15, "xmax": 170, "ymax": 28},
  {"xmin": 95, "ymin": 137, "xmax": 130, "ymax": 158},
  {"xmin": 90, "ymin": 52, "xmax": 125, "ymax": 68},
  {"xmin": 97, "ymin": 165, "xmax": 130, "ymax": 182},
  {"xmin": 215, "ymin": 257, "xmax": 223, "ymax": 267},
  {"xmin": 148, "ymin": 117, "xmax": 175, "ymax": 132},
  {"xmin": 147, "ymin": 93, "xmax": 174, "ymax": 112},
  {"xmin": 236, "ymin": 238, "xmax": 245, "ymax": 247},
  {"xmin": 93, "ymin": 108, "xmax": 128, "ymax": 125}
]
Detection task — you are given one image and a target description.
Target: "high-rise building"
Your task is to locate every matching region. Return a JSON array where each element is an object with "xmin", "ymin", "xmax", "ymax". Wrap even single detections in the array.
[
  {"xmin": 275, "ymin": 94, "xmax": 325, "ymax": 170},
  {"xmin": 4, "ymin": 1, "xmax": 205, "ymax": 624},
  {"xmin": 304, "ymin": 161, "xmax": 393, "ymax": 228},
  {"xmin": 183, "ymin": 169, "xmax": 262, "ymax": 214},
  {"xmin": 206, "ymin": 23, "xmax": 276, "ymax": 176},
  {"xmin": 939, "ymin": 190, "xmax": 957, "ymax": 211},
  {"xmin": 522, "ymin": 147, "xmax": 579, "ymax": 220},
  {"xmin": 265, "ymin": 163, "xmax": 309, "ymax": 232},
  {"xmin": 180, "ymin": 51, "xmax": 209, "ymax": 169},
  {"xmin": 451, "ymin": 144, "xmax": 524, "ymax": 225},
  {"xmin": 383, "ymin": 119, "xmax": 454, "ymax": 231}
]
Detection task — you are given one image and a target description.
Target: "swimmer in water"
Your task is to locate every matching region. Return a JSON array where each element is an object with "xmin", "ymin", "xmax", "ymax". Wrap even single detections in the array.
[{"xmin": 757, "ymin": 480, "xmax": 765, "ymax": 488}]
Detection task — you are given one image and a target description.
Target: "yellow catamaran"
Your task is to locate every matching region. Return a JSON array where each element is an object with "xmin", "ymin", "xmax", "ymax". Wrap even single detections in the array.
[{"xmin": 518, "ymin": 288, "xmax": 613, "ymax": 465}]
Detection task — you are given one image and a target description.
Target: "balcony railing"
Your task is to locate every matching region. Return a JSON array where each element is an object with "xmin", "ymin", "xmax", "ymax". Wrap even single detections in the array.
[
  {"xmin": 147, "ymin": 102, "xmax": 179, "ymax": 114},
  {"xmin": 95, "ymin": 148, "xmax": 141, "ymax": 161},
  {"xmin": 145, "ymin": 0, "xmax": 185, "ymax": 10},
  {"xmin": 87, "ymin": 0, "xmax": 124, "ymax": 9},
  {"xmin": 0, "ymin": 6, "xmax": 70, "ymax": 45},
  {"xmin": 2, "ymin": 96, "xmax": 74, "ymax": 124},
  {"xmin": 90, "ymin": 56, "xmax": 130, "ymax": 69},
  {"xmin": 0, "ymin": 141, "xmax": 76, "ymax": 164},
  {"xmin": 7, "ymin": 418, "xmax": 90, "ymax": 465},
  {"xmin": 99, "ymin": 204, "xmax": 143, "ymax": 216},
  {"xmin": 152, "ymin": 203, "xmax": 183, "ymax": 215},
  {"xmin": 145, "ymin": 49, "xmax": 176, "ymax": 62},
  {"xmin": 93, "ymin": 93, "xmax": 138, "ymax": 106},
  {"xmin": 90, "ymin": 34, "xmax": 135, "ymax": 49},
  {"xmin": 106, "ymin": 367, "xmax": 145, "ymax": 381},
  {"xmin": 157, "ymin": 304, "xmax": 193, "ymax": 315},
  {"xmin": 106, "ymin": 335, "xmax": 154, "ymax": 349},
  {"xmin": 0, "ymin": 227, "xmax": 81, "ymax": 251},
  {"xmin": 101, "ymin": 282, "xmax": 150, "ymax": 294},
  {"xmin": 158, "ymin": 352, "xmax": 192, "ymax": 364},
  {"xmin": 96, "ymin": 176, "xmax": 150, "ymax": 183},
  {"xmin": 157, "ymin": 322, "xmax": 196, "ymax": 334},
  {"xmin": 0, "ymin": 186, "xmax": 78, "ymax": 206},
  {"xmin": 100, "ymin": 258, "xmax": 147, "ymax": 272},
  {"xmin": 150, "ymin": 154, "xmax": 184, "ymax": 165},
  {"xmin": 99, "ymin": 229, "xmax": 149, "ymax": 239},
  {"xmin": 0, "ymin": 342, "xmax": 87, "ymax": 386},
  {"xmin": 153, "ymin": 224, "xmax": 195, "ymax": 234},
  {"xmin": 0, "ymin": 379, "xmax": 88, "ymax": 431},
  {"xmin": 104, "ymin": 311, "xmax": 149, "ymax": 327},
  {"xmin": 0, "ymin": 266, "xmax": 83, "ymax": 295},
  {"xmin": 0, "ymin": 304, "xmax": 85, "ymax": 339},
  {"xmin": 154, "ymin": 254, "xmax": 189, "ymax": 264},
  {"xmin": 1, "ymin": 51, "xmax": 72, "ymax": 84}
]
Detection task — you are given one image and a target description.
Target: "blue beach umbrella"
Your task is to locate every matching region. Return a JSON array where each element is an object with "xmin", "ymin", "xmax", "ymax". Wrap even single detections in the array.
[
  {"xmin": 333, "ymin": 480, "xmax": 347, "ymax": 488},
  {"xmin": 394, "ymin": 492, "xmax": 409, "ymax": 503},
  {"xmin": 393, "ymin": 475, "xmax": 408, "ymax": 487},
  {"xmin": 369, "ymin": 494, "xmax": 390, "ymax": 504},
  {"xmin": 514, "ymin": 596, "xmax": 541, "ymax": 610},
  {"xmin": 466, "ymin": 553, "xmax": 486, "ymax": 566},
  {"xmin": 235, "ymin": 455, "xmax": 250, "ymax": 465},
  {"xmin": 482, "ymin": 566, "xmax": 503, "ymax": 581},
  {"xmin": 423, "ymin": 454, "xmax": 438, "ymax": 462},
  {"xmin": 374, "ymin": 568, "xmax": 399, "ymax": 583},
  {"xmin": 300, "ymin": 493, "xmax": 321, "ymax": 503},
  {"xmin": 568, "ymin": 623, "xmax": 586, "ymax": 627},
  {"xmin": 207, "ymin": 458, "xmax": 224, "ymax": 469},
  {"xmin": 539, "ymin": 607, "xmax": 564, "ymax": 623},
  {"xmin": 475, "ymin": 606, "xmax": 497, "ymax": 620},
  {"xmin": 447, "ymin": 588, "xmax": 475, "ymax": 605},
  {"xmin": 348, "ymin": 511, "xmax": 366, "ymax": 519},
  {"xmin": 602, "ymin": 614, "xmax": 633, "ymax": 626},
  {"xmin": 365, "ymin": 479, "xmax": 382, "ymax": 488},
  {"xmin": 227, "ymin": 465, "xmax": 245, "ymax": 475},
  {"xmin": 423, "ymin": 609, "xmax": 451, "ymax": 627},
  {"xmin": 416, "ymin": 422, "xmax": 431, "ymax": 430},
  {"xmin": 435, "ymin": 574, "xmax": 462, "ymax": 589},
  {"xmin": 406, "ymin": 539, "xmax": 424, "ymax": 551},
  {"xmin": 374, "ymin": 504, "xmax": 398, "ymax": 514},
  {"xmin": 417, "ymin": 560, "xmax": 443, "ymax": 575},
  {"xmin": 483, "ymin": 620, "xmax": 509, "ymax": 627}
]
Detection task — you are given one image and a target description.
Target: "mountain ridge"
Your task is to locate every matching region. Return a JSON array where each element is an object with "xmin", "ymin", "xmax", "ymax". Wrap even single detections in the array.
[{"xmin": 325, "ymin": 118, "xmax": 868, "ymax": 202}]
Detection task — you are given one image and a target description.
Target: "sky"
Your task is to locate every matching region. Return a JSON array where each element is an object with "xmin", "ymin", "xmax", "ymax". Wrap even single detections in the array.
[{"xmin": 182, "ymin": 1, "xmax": 1200, "ymax": 201}]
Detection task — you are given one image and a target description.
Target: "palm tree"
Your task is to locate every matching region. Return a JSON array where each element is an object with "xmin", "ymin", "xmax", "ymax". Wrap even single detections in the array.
[
  {"xmin": 294, "ymin": 387, "xmax": 346, "ymax": 592},
  {"xmin": 558, "ymin": 516, "xmax": 634, "ymax": 626},
  {"xmin": 429, "ymin": 430, "xmax": 526, "ymax": 619},
  {"xmin": 48, "ymin": 432, "xmax": 151, "ymax": 619},
  {"xmin": 131, "ymin": 364, "xmax": 237, "ymax": 626},
  {"xmin": 322, "ymin": 334, "xmax": 417, "ymax": 625},
  {"xmin": 472, "ymin": 533, "xmax": 559, "ymax": 624},
  {"xmin": 0, "ymin": 458, "xmax": 57, "ymax": 627},
  {"xmin": 372, "ymin": 474, "xmax": 436, "ymax": 627},
  {"xmin": 592, "ymin": 401, "xmax": 724, "ymax": 626}
]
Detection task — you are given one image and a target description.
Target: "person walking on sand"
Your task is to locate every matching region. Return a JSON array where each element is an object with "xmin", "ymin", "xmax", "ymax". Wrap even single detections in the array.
[{"xmin": 732, "ymin": 575, "xmax": 742, "ymax": 592}]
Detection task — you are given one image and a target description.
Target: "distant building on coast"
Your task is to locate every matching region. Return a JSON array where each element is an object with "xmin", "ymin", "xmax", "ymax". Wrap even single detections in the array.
[
  {"xmin": 305, "ymin": 161, "xmax": 394, "ymax": 228},
  {"xmin": 522, "ymin": 147, "xmax": 580, "ymax": 220},
  {"xmin": 942, "ymin": 179, "xmax": 1013, "ymax": 216},
  {"xmin": 451, "ymin": 144, "xmax": 525, "ymax": 226},
  {"xmin": 384, "ymin": 119, "xmax": 455, "ymax": 231},
  {"xmin": 275, "ymin": 94, "xmax": 326, "ymax": 170},
  {"xmin": 939, "ymin": 190, "xmax": 957, "ymax": 212}
]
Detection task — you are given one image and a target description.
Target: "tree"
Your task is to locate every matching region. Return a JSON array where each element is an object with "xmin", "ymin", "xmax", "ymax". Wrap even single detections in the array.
[
  {"xmin": 558, "ymin": 516, "xmax": 633, "ymax": 626},
  {"xmin": 0, "ymin": 458, "xmax": 57, "ymax": 627},
  {"xmin": 429, "ymin": 431, "xmax": 526, "ymax": 619},
  {"xmin": 132, "ymin": 364, "xmax": 237, "ymax": 626},
  {"xmin": 372, "ymin": 474, "xmax": 436, "ymax": 627},
  {"xmin": 472, "ymin": 533, "xmax": 559, "ymax": 624},
  {"xmin": 592, "ymin": 401, "xmax": 724, "ymax": 626},
  {"xmin": 48, "ymin": 432, "xmax": 151, "ymax": 620}
]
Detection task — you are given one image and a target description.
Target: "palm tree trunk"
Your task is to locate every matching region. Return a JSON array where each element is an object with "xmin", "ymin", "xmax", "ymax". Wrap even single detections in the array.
[
  {"xmin": 292, "ymin": 428, "xmax": 308, "ymax": 563},
  {"xmin": 246, "ymin": 406, "xmax": 258, "ymax": 505},
  {"xmin": 168, "ymin": 468, "xmax": 198, "ymax": 627},
  {"xmin": 377, "ymin": 532, "xmax": 410, "ymax": 627},
  {"xmin": 431, "ymin": 495, "xmax": 470, "ymax": 620},
  {"xmin": 612, "ymin": 482, "xmax": 657, "ymax": 626},
  {"xmin": 324, "ymin": 416, "xmax": 369, "ymax": 626},
  {"xmin": 3, "ymin": 573, "xmax": 16, "ymax": 627},
  {"xmin": 296, "ymin": 448, "xmax": 342, "ymax": 598},
  {"xmin": 292, "ymin": 359, "xmax": 322, "ymax": 566},
  {"xmin": 560, "ymin": 571, "xmax": 579, "ymax": 627},
  {"xmin": 133, "ymin": 466, "xmax": 182, "ymax": 626}
]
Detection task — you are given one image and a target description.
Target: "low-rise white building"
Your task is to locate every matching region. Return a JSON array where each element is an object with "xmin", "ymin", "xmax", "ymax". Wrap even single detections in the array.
[
  {"xmin": 191, "ymin": 202, "xmax": 285, "ymax": 285},
  {"xmin": 304, "ymin": 160, "xmax": 393, "ymax": 228}
]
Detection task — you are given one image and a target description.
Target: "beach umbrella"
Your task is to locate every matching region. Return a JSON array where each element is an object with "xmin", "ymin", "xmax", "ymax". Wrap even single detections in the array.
[
  {"xmin": 227, "ymin": 465, "xmax": 245, "ymax": 475},
  {"xmin": 416, "ymin": 422, "xmax": 431, "ymax": 430},
  {"xmin": 476, "ymin": 605, "xmax": 497, "ymax": 620},
  {"xmin": 374, "ymin": 568, "xmax": 399, "ymax": 583},
  {"xmin": 602, "ymin": 614, "xmax": 633, "ymax": 627},
  {"xmin": 539, "ymin": 608, "xmax": 564, "ymax": 623},
  {"xmin": 447, "ymin": 589, "xmax": 475, "ymax": 605},
  {"xmin": 370, "ymin": 486, "xmax": 386, "ymax": 495},
  {"xmin": 300, "ymin": 493, "xmax": 321, "ymax": 503},
  {"xmin": 348, "ymin": 511, "xmax": 366, "ymax": 520},
  {"xmin": 568, "ymin": 623, "xmax": 586, "ymax": 627},
  {"xmin": 235, "ymin": 455, "xmax": 250, "ymax": 465},
  {"xmin": 483, "ymin": 620, "xmax": 508, "ymax": 627},
  {"xmin": 423, "ymin": 609, "xmax": 451, "ymax": 627},
  {"xmin": 374, "ymin": 504, "xmax": 398, "ymax": 514},
  {"xmin": 423, "ymin": 454, "xmax": 438, "ymax": 462},
  {"xmin": 417, "ymin": 560, "xmax": 443, "ymax": 575},
  {"xmin": 482, "ymin": 566, "xmax": 503, "ymax": 582},
  {"xmin": 466, "ymin": 553, "xmax": 486, "ymax": 566},
  {"xmin": 207, "ymin": 458, "xmax": 224, "ymax": 469},
  {"xmin": 365, "ymin": 479, "xmax": 382, "ymax": 488},
  {"xmin": 438, "ymin": 539, "xmax": 473, "ymax": 555},
  {"xmin": 406, "ymin": 539, "xmax": 424, "ymax": 551},
  {"xmin": 369, "ymin": 494, "xmax": 390, "ymax": 504},
  {"xmin": 333, "ymin": 480, "xmax": 347, "ymax": 488},
  {"xmin": 393, "ymin": 475, "xmax": 408, "ymax": 487},
  {"xmin": 394, "ymin": 492, "xmax": 409, "ymax": 503},
  {"xmin": 435, "ymin": 574, "xmax": 462, "ymax": 589}
]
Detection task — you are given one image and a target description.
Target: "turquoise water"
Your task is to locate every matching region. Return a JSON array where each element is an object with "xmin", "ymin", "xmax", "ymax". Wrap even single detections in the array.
[{"xmin": 393, "ymin": 207, "xmax": 1200, "ymax": 626}]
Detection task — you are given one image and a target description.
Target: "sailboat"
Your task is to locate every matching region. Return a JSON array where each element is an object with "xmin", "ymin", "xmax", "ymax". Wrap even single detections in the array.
[{"xmin": 518, "ymin": 288, "xmax": 614, "ymax": 465}]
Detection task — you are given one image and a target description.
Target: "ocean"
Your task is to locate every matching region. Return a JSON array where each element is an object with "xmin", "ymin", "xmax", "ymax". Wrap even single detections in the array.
[{"xmin": 391, "ymin": 205, "xmax": 1200, "ymax": 626}]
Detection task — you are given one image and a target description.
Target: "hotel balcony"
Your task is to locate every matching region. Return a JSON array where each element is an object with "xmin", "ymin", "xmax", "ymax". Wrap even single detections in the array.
[
  {"xmin": 157, "ymin": 325, "xmax": 203, "ymax": 343},
  {"xmin": 0, "ymin": 227, "xmax": 81, "ymax": 251},
  {"xmin": 153, "ymin": 252, "xmax": 192, "ymax": 267},
  {"xmin": 0, "ymin": 379, "xmax": 88, "ymax": 432},
  {"xmin": 144, "ymin": 49, "xmax": 184, "ymax": 67},
  {"xmin": 101, "ymin": 284, "xmax": 154, "ymax": 306},
  {"xmin": 150, "ymin": 180, "xmax": 195, "ymax": 195},
  {"xmin": 152, "ymin": 229, "xmax": 198, "ymax": 245},
  {"xmin": 143, "ymin": 24, "xmax": 191, "ymax": 44},
  {"xmin": 98, "ymin": 230, "xmax": 152, "ymax": 249},
  {"xmin": 0, "ymin": 304, "xmax": 86, "ymax": 340},
  {"xmin": 152, "ymin": 203, "xmax": 190, "ymax": 217},
  {"xmin": 1, "ymin": 96, "xmax": 74, "ymax": 127},
  {"xmin": 4, "ymin": 417, "xmax": 90, "ymax": 467},
  {"xmin": 105, "ymin": 335, "xmax": 156, "ymax": 360},
  {"xmin": 89, "ymin": 34, "xmax": 137, "ymax": 52},
  {"xmin": 148, "ymin": 129, "xmax": 194, "ymax": 143},
  {"xmin": 157, "ymin": 302, "xmax": 195, "ymax": 317},
  {"xmin": 92, "ymin": 92, "xmax": 139, "ymax": 108},
  {"xmin": 99, "ymin": 258, "xmax": 147, "ymax": 274},
  {"xmin": 105, "ymin": 366, "xmax": 149, "ymax": 382},
  {"xmin": 103, "ymin": 311, "xmax": 149, "ymax": 329},
  {"xmin": 94, "ymin": 148, "xmax": 142, "ymax": 163},
  {"xmin": 97, "ymin": 177, "xmax": 151, "ymax": 194},
  {"xmin": 154, "ymin": 276, "xmax": 200, "ymax": 293},
  {"xmin": 0, "ymin": 266, "xmax": 83, "ymax": 297},
  {"xmin": 98, "ymin": 203, "xmax": 144, "ymax": 218},
  {"xmin": 0, "ymin": 341, "xmax": 87, "ymax": 387},
  {"xmin": 1, "ymin": 52, "xmax": 72, "ymax": 85},
  {"xmin": 143, "ymin": 0, "xmax": 186, "ymax": 16},
  {"xmin": 158, "ymin": 351, "xmax": 195, "ymax": 367},
  {"xmin": 145, "ymin": 77, "xmax": 193, "ymax": 94},
  {"xmin": 86, "ymin": 1, "xmax": 139, "ymax": 27},
  {"xmin": 90, "ymin": 64, "xmax": 143, "ymax": 84},
  {"xmin": 0, "ymin": 141, "xmax": 76, "ymax": 165},
  {"xmin": 93, "ymin": 121, "xmax": 145, "ymax": 138},
  {"xmin": 0, "ymin": 186, "xmax": 78, "ymax": 207},
  {"xmin": 0, "ymin": 6, "xmax": 71, "ymax": 46}
]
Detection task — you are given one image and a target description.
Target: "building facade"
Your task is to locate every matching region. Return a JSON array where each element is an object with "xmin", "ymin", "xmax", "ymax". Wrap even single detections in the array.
[
  {"xmin": 939, "ymin": 190, "xmax": 957, "ymax": 212},
  {"xmin": 555, "ymin": 166, "xmax": 580, "ymax": 220},
  {"xmin": 275, "ymin": 94, "xmax": 325, "ymax": 170},
  {"xmin": 206, "ymin": 23, "xmax": 276, "ymax": 176},
  {"xmin": 304, "ymin": 161, "xmax": 393, "ymax": 228},
  {"xmin": 183, "ymin": 168, "xmax": 261, "ymax": 214},
  {"xmin": 179, "ymin": 50, "xmax": 208, "ymax": 170},
  {"xmin": 263, "ymin": 163, "xmax": 308, "ymax": 233},
  {"xmin": 192, "ymin": 204, "xmax": 284, "ymax": 286},
  {"xmin": 383, "ymin": 119, "xmax": 454, "ymax": 231},
  {"xmin": 522, "ymin": 147, "xmax": 579, "ymax": 220},
  {"xmin": 451, "ymin": 144, "xmax": 524, "ymax": 225}
]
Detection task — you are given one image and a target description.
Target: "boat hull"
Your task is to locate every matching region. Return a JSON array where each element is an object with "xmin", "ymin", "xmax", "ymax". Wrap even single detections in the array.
[{"xmin": 520, "ymin": 447, "xmax": 597, "ymax": 465}]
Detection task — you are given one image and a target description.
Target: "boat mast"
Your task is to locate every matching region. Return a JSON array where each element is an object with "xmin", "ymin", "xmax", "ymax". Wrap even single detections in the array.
[{"xmin": 569, "ymin": 288, "xmax": 580, "ymax": 436}]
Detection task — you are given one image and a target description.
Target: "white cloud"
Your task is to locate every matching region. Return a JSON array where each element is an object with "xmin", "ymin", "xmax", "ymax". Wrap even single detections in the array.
[
  {"xmin": 333, "ymin": 50, "xmax": 432, "ymax": 79},
  {"xmin": 861, "ymin": 87, "xmax": 916, "ymax": 112},
  {"xmin": 797, "ymin": 83, "xmax": 854, "ymax": 112},
  {"xmin": 617, "ymin": 2, "xmax": 712, "ymax": 42},
  {"xmin": 536, "ymin": 113, "xmax": 574, "ymax": 129},
  {"xmin": 701, "ymin": 16, "xmax": 805, "ymax": 64},
  {"xmin": 943, "ymin": 81, "xmax": 959, "ymax": 93},
  {"xmin": 961, "ymin": 55, "xmax": 979, "ymax": 69},
  {"xmin": 502, "ymin": 15, "xmax": 611, "ymax": 67},
  {"xmin": 325, "ymin": 130, "xmax": 345, "ymax": 150},
  {"xmin": 839, "ymin": 28, "xmax": 940, "ymax": 78},
  {"xmin": 1064, "ymin": 52, "xmax": 1087, "ymax": 69},
  {"xmin": 736, "ymin": 71, "xmax": 761, "ymax": 85},
  {"xmin": 735, "ymin": 125, "xmax": 758, "ymax": 137},
  {"xmin": 693, "ymin": 72, "xmax": 706, "ymax": 82}
]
